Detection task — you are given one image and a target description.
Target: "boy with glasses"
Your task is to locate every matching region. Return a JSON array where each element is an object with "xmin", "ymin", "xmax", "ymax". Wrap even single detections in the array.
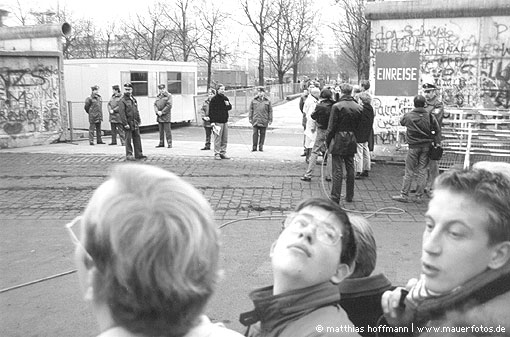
[{"xmin": 240, "ymin": 197, "xmax": 361, "ymax": 337}]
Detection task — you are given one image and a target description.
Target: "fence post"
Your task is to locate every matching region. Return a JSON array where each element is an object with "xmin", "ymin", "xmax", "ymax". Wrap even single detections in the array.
[
  {"xmin": 67, "ymin": 101, "xmax": 73, "ymax": 143},
  {"xmin": 463, "ymin": 123, "xmax": 473, "ymax": 169}
]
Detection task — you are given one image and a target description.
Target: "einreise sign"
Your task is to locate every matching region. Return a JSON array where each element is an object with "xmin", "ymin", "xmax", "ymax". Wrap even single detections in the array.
[{"xmin": 375, "ymin": 52, "xmax": 420, "ymax": 96}]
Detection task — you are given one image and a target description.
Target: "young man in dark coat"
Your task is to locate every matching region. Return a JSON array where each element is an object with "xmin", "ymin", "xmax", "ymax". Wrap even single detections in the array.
[
  {"xmin": 208, "ymin": 84, "xmax": 232, "ymax": 160},
  {"xmin": 392, "ymin": 95, "xmax": 440, "ymax": 203},
  {"xmin": 326, "ymin": 83, "xmax": 361, "ymax": 204}
]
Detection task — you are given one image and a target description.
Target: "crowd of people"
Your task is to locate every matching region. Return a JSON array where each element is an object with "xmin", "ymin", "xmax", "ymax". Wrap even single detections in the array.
[
  {"xmin": 67, "ymin": 160, "xmax": 510, "ymax": 337},
  {"xmin": 77, "ymin": 81, "xmax": 510, "ymax": 336}
]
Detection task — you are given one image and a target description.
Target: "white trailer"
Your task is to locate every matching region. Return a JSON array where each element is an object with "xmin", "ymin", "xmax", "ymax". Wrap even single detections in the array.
[{"xmin": 64, "ymin": 59, "xmax": 197, "ymax": 130}]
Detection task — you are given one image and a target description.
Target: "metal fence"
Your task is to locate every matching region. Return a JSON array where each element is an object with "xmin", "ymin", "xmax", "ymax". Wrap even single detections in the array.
[
  {"xmin": 193, "ymin": 83, "xmax": 301, "ymax": 124},
  {"xmin": 439, "ymin": 109, "xmax": 510, "ymax": 170}
]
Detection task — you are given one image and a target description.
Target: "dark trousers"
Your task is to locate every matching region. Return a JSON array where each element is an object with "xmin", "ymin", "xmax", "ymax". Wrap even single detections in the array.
[
  {"xmin": 331, "ymin": 154, "xmax": 355, "ymax": 202},
  {"xmin": 158, "ymin": 122, "xmax": 172, "ymax": 146},
  {"xmin": 125, "ymin": 127, "xmax": 143, "ymax": 158},
  {"xmin": 88, "ymin": 122, "xmax": 102, "ymax": 144},
  {"xmin": 252, "ymin": 126, "xmax": 267, "ymax": 150},
  {"xmin": 204, "ymin": 126, "xmax": 212, "ymax": 148},
  {"xmin": 110, "ymin": 123, "xmax": 125, "ymax": 145}
]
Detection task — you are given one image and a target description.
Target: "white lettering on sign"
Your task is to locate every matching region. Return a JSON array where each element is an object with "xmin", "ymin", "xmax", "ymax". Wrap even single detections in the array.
[{"xmin": 376, "ymin": 68, "xmax": 418, "ymax": 81}]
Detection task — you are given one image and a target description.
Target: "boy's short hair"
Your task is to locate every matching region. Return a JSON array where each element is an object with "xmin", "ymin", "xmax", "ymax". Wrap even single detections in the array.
[
  {"xmin": 216, "ymin": 83, "xmax": 225, "ymax": 90},
  {"xmin": 320, "ymin": 88, "xmax": 333, "ymax": 100},
  {"xmin": 295, "ymin": 198, "xmax": 357, "ymax": 267},
  {"xmin": 83, "ymin": 164, "xmax": 219, "ymax": 336},
  {"xmin": 414, "ymin": 95, "xmax": 426, "ymax": 108},
  {"xmin": 340, "ymin": 83, "xmax": 354, "ymax": 95},
  {"xmin": 358, "ymin": 92, "xmax": 372, "ymax": 105},
  {"xmin": 348, "ymin": 215, "xmax": 377, "ymax": 279},
  {"xmin": 434, "ymin": 168, "xmax": 510, "ymax": 245}
]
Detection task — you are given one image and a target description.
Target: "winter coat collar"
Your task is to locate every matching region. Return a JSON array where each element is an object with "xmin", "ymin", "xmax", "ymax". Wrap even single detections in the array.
[
  {"xmin": 338, "ymin": 94, "xmax": 355, "ymax": 102},
  {"xmin": 411, "ymin": 107, "xmax": 428, "ymax": 114},
  {"xmin": 416, "ymin": 261, "xmax": 510, "ymax": 322},
  {"xmin": 239, "ymin": 281, "xmax": 340, "ymax": 330},
  {"xmin": 339, "ymin": 273, "xmax": 392, "ymax": 298}
]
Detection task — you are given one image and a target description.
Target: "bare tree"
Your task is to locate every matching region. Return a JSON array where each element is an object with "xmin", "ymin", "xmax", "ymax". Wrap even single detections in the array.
[
  {"xmin": 8, "ymin": 0, "xmax": 33, "ymax": 25},
  {"xmin": 163, "ymin": 0, "xmax": 199, "ymax": 62},
  {"xmin": 119, "ymin": 4, "xmax": 172, "ymax": 60},
  {"xmin": 241, "ymin": 0, "xmax": 279, "ymax": 86},
  {"xmin": 194, "ymin": 0, "xmax": 230, "ymax": 89},
  {"xmin": 285, "ymin": 0, "xmax": 317, "ymax": 83},
  {"xmin": 264, "ymin": 0, "xmax": 293, "ymax": 84},
  {"xmin": 330, "ymin": 0, "xmax": 370, "ymax": 81}
]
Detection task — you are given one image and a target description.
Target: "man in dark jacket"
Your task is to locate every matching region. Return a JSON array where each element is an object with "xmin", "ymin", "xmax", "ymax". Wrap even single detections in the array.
[
  {"xmin": 84, "ymin": 85, "xmax": 104, "ymax": 145},
  {"xmin": 301, "ymin": 88, "xmax": 335, "ymax": 181},
  {"xmin": 392, "ymin": 95, "xmax": 440, "ymax": 203},
  {"xmin": 107, "ymin": 85, "xmax": 124, "ymax": 146},
  {"xmin": 326, "ymin": 83, "xmax": 361, "ymax": 204},
  {"xmin": 119, "ymin": 83, "xmax": 146, "ymax": 161},
  {"xmin": 154, "ymin": 84, "xmax": 173, "ymax": 148},
  {"xmin": 209, "ymin": 84, "xmax": 232, "ymax": 160},
  {"xmin": 354, "ymin": 92, "xmax": 375, "ymax": 179}
]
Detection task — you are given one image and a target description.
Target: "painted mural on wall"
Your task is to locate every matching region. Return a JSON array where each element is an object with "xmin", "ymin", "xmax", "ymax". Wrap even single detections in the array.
[
  {"xmin": 370, "ymin": 16, "xmax": 510, "ymax": 144},
  {"xmin": 0, "ymin": 57, "xmax": 62, "ymax": 140}
]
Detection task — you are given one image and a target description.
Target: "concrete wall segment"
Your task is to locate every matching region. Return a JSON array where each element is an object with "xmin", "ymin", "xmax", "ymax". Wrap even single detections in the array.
[
  {"xmin": 367, "ymin": 1, "xmax": 509, "ymax": 155},
  {"xmin": 366, "ymin": 0, "xmax": 510, "ymax": 20}
]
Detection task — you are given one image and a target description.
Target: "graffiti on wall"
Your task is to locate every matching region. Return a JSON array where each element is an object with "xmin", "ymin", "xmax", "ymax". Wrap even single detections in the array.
[
  {"xmin": 372, "ymin": 96, "xmax": 411, "ymax": 144},
  {"xmin": 370, "ymin": 17, "xmax": 510, "ymax": 143},
  {"xmin": 0, "ymin": 64, "xmax": 61, "ymax": 137}
]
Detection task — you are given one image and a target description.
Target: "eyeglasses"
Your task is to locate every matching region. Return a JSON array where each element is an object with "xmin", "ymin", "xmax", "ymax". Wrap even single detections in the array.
[
  {"xmin": 283, "ymin": 212, "xmax": 342, "ymax": 245},
  {"xmin": 65, "ymin": 216, "xmax": 93, "ymax": 260}
]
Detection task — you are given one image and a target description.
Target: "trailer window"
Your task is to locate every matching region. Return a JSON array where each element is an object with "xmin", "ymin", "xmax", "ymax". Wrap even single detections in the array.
[
  {"xmin": 167, "ymin": 72, "xmax": 182, "ymax": 94},
  {"xmin": 131, "ymin": 72, "xmax": 148, "ymax": 96}
]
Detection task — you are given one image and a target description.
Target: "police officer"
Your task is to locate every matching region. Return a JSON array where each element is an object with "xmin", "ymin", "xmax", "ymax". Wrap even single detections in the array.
[
  {"xmin": 118, "ymin": 83, "xmax": 147, "ymax": 161},
  {"xmin": 154, "ymin": 84, "xmax": 173, "ymax": 148}
]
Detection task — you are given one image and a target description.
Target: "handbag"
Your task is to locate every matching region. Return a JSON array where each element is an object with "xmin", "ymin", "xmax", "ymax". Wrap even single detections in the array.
[
  {"xmin": 428, "ymin": 113, "xmax": 443, "ymax": 160},
  {"xmin": 333, "ymin": 131, "xmax": 357, "ymax": 156},
  {"xmin": 429, "ymin": 143, "xmax": 443, "ymax": 160}
]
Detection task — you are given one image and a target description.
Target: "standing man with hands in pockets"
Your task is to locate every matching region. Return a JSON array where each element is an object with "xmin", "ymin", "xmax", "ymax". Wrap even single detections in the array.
[
  {"xmin": 154, "ymin": 83, "xmax": 173, "ymax": 148},
  {"xmin": 119, "ymin": 83, "xmax": 147, "ymax": 161},
  {"xmin": 209, "ymin": 84, "xmax": 232, "ymax": 160}
]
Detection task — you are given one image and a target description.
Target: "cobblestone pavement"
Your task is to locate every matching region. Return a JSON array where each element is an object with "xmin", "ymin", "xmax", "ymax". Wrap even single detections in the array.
[{"xmin": 0, "ymin": 141, "xmax": 425, "ymax": 336}]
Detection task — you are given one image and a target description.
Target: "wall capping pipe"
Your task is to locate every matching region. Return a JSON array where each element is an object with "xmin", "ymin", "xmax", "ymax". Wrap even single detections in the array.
[
  {"xmin": 0, "ymin": 22, "xmax": 71, "ymax": 41},
  {"xmin": 365, "ymin": 0, "xmax": 510, "ymax": 20}
]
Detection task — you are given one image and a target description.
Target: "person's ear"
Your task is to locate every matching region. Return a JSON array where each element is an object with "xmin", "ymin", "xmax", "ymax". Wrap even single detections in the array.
[
  {"xmin": 269, "ymin": 241, "xmax": 277, "ymax": 258},
  {"xmin": 488, "ymin": 241, "xmax": 510, "ymax": 270},
  {"xmin": 83, "ymin": 263, "xmax": 98, "ymax": 302},
  {"xmin": 330, "ymin": 263, "xmax": 354, "ymax": 284}
]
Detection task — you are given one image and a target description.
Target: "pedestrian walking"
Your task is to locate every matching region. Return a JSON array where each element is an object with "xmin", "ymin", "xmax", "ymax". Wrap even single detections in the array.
[
  {"xmin": 200, "ymin": 88, "xmax": 216, "ymax": 150},
  {"xmin": 209, "ymin": 84, "xmax": 232, "ymax": 160},
  {"xmin": 107, "ymin": 85, "xmax": 125, "ymax": 146},
  {"xmin": 326, "ymin": 83, "xmax": 361, "ymax": 204},
  {"xmin": 303, "ymin": 87, "xmax": 320, "ymax": 163},
  {"xmin": 249, "ymin": 87, "xmax": 273, "ymax": 152},
  {"xmin": 301, "ymin": 88, "xmax": 335, "ymax": 181},
  {"xmin": 392, "ymin": 95, "xmax": 440, "ymax": 203},
  {"xmin": 84, "ymin": 85, "xmax": 104, "ymax": 145},
  {"xmin": 119, "ymin": 83, "xmax": 147, "ymax": 161},
  {"xmin": 154, "ymin": 84, "xmax": 173, "ymax": 148},
  {"xmin": 299, "ymin": 88, "xmax": 309, "ymax": 157},
  {"xmin": 354, "ymin": 92, "xmax": 374, "ymax": 179}
]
